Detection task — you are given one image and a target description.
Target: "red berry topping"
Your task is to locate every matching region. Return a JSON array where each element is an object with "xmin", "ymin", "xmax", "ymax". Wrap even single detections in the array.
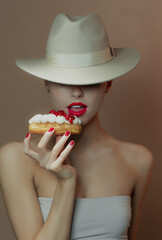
[
  {"xmin": 49, "ymin": 110, "xmax": 56, "ymax": 114},
  {"xmin": 69, "ymin": 117, "xmax": 73, "ymax": 123},
  {"xmin": 65, "ymin": 115, "xmax": 70, "ymax": 120},
  {"xmin": 68, "ymin": 113, "xmax": 74, "ymax": 118},
  {"xmin": 49, "ymin": 109, "xmax": 75, "ymax": 124},
  {"xmin": 57, "ymin": 110, "xmax": 65, "ymax": 115}
]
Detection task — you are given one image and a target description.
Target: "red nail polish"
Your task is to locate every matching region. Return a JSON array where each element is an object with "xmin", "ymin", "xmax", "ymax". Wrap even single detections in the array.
[
  {"xmin": 65, "ymin": 130, "xmax": 70, "ymax": 136},
  {"xmin": 70, "ymin": 140, "xmax": 75, "ymax": 146},
  {"xmin": 48, "ymin": 127, "xmax": 54, "ymax": 132},
  {"xmin": 26, "ymin": 132, "xmax": 29, "ymax": 138}
]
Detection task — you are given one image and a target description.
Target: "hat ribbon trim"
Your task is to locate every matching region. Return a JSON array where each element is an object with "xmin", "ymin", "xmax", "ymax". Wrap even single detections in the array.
[{"xmin": 45, "ymin": 47, "xmax": 115, "ymax": 67}]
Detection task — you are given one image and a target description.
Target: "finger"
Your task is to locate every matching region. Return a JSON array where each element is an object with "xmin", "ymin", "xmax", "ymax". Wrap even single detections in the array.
[
  {"xmin": 38, "ymin": 127, "xmax": 55, "ymax": 150},
  {"xmin": 50, "ymin": 131, "xmax": 71, "ymax": 161},
  {"xmin": 55, "ymin": 135, "xmax": 65, "ymax": 155},
  {"xmin": 37, "ymin": 128, "xmax": 56, "ymax": 160},
  {"xmin": 48, "ymin": 140, "xmax": 75, "ymax": 171},
  {"xmin": 24, "ymin": 133, "xmax": 39, "ymax": 160},
  {"xmin": 55, "ymin": 135, "xmax": 63, "ymax": 144}
]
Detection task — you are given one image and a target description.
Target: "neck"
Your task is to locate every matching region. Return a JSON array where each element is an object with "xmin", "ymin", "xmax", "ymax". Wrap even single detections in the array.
[{"xmin": 68, "ymin": 113, "xmax": 110, "ymax": 168}]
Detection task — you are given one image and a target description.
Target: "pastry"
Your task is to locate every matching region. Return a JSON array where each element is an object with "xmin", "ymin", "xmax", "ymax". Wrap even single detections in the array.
[{"xmin": 29, "ymin": 110, "xmax": 82, "ymax": 135}]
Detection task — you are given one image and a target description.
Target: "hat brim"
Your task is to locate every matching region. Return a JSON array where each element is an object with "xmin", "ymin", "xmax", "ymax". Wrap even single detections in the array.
[{"xmin": 16, "ymin": 48, "xmax": 140, "ymax": 85}]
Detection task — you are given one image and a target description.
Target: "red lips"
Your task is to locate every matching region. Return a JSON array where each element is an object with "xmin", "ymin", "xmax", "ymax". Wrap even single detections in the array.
[
  {"xmin": 67, "ymin": 102, "xmax": 87, "ymax": 108},
  {"xmin": 67, "ymin": 102, "xmax": 87, "ymax": 116}
]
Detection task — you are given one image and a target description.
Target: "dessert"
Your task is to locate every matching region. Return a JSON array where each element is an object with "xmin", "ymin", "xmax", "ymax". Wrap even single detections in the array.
[{"xmin": 29, "ymin": 110, "xmax": 82, "ymax": 135}]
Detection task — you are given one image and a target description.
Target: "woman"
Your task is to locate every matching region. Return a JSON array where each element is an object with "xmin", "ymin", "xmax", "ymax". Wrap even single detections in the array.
[{"xmin": 0, "ymin": 13, "xmax": 153, "ymax": 240}]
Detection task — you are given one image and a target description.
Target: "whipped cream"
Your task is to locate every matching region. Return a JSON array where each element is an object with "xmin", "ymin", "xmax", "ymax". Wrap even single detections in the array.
[{"xmin": 29, "ymin": 114, "xmax": 82, "ymax": 124}]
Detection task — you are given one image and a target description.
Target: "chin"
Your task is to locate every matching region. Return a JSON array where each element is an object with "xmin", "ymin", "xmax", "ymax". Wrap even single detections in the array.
[{"xmin": 80, "ymin": 112, "xmax": 97, "ymax": 126}]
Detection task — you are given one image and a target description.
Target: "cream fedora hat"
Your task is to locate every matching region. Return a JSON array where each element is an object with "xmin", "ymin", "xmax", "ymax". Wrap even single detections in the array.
[{"xmin": 16, "ymin": 13, "xmax": 140, "ymax": 85}]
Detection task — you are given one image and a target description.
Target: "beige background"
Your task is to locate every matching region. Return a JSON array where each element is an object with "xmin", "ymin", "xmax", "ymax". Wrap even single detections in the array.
[{"xmin": 0, "ymin": 0, "xmax": 161, "ymax": 239}]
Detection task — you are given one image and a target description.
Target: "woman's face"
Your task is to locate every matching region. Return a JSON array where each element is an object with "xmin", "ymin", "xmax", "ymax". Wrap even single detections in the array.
[{"xmin": 44, "ymin": 81, "xmax": 112, "ymax": 126}]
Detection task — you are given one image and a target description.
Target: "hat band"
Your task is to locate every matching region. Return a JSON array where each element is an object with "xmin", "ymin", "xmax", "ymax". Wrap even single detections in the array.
[{"xmin": 45, "ymin": 47, "xmax": 115, "ymax": 67}]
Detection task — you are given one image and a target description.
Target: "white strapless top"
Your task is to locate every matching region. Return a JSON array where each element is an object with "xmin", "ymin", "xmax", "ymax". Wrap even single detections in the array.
[{"xmin": 38, "ymin": 196, "xmax": 131, "ymax": 240}]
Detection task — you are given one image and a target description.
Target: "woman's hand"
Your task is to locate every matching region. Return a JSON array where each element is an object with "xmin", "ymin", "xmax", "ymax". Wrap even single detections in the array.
[{"xmin": 24, "ymin": 128, "xmax": 77, "ymax": 182}]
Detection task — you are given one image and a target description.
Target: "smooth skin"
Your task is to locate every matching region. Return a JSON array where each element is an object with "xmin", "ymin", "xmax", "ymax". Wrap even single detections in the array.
[{"xmin": 0, "ymin": 80, "xmax": 153, "ymax": 240}]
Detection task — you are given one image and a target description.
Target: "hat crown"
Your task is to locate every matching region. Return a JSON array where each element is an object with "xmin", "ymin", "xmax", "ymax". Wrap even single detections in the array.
[
  {"xmin": 16, "ymin": 12, "xmax": 140, "ymax": 85},
  {"xmin": 46, "ymin": 13, "xmax": 110, "ymax": 54}
]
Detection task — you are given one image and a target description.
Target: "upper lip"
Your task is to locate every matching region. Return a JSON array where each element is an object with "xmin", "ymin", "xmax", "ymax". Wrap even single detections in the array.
[{"xmin": 67, "ymin": 102, "xmax": 87, "ymax": 108}]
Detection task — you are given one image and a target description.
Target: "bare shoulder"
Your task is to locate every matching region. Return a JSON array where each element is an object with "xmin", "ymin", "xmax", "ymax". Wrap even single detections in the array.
[
  {"xmin": 118, "ymin": 140, "xmax": 154, "ymax": 174},
  {"xmin": 0, "ymin": 141, "xmax": 23, "ymax": 167},
  {"xmin": 0, "ymin": 141, "xmax": 37, "ymax": 186},
  {"xmin": 0, "ymin": 142, "xmax": 47, "ymax": 239},
  {"xmin": 0, "ymin": 141, "xmax": 37, "ymax": 167},
  {"xmin": 0, "ymin": 141, "xmax": 24, "ymax": 158}
]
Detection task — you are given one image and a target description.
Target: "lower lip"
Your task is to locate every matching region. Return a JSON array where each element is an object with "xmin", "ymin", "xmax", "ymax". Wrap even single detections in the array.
[{"xmin": 67, "ymin": 107, "xmax": 87, "ymax": 116}]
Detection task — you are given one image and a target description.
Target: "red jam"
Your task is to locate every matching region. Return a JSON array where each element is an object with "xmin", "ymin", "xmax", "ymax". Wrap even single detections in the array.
[{"xmin": 49, "ymin": 110, "xmax": 75, "ymax": 124}]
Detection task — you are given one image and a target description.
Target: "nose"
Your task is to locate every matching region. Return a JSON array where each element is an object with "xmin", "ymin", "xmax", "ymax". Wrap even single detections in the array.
[{"xmin": 72, "ymin": 86, "xmax": 84, "ymax": 98}]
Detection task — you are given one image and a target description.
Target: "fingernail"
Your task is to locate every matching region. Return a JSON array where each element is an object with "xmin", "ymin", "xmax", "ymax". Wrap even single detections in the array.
[
  {"xmin": 70, "ymin": 140, "xmax": 75, "ymax": 146},
  {"xmin": 65, "ymin": 130, "xmax": 70, "ymax": 136},
  {"xmin": 26, "ymin": 132, "xmax": 29, "ymax": 138},
  {"xmin": 48, "ymin": 127, "xmax": 54, "ymax": 132}
]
